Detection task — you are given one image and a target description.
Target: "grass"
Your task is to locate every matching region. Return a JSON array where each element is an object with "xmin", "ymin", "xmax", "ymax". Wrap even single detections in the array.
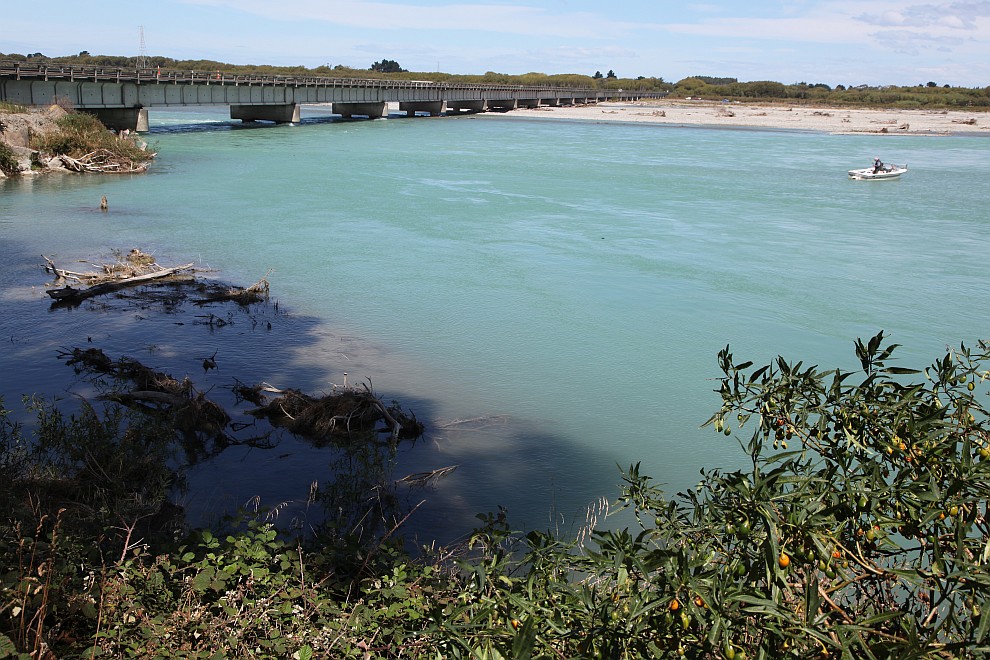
[
  {"xmin": 30, "ymin": 112, "xmax": 153, "ymax": 164},
  {"xmin": 0, "ymin": 101, "xmax": 28, "ymax": 113}
]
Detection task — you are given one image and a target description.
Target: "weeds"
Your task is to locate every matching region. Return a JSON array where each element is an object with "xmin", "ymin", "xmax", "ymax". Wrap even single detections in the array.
[
  {"xmin": 29, "ymin": 111, "xmax": 153, "ymax": 167},
  {"xmin": 0, "ymin": 101, "xmax": 28, "ymax": 113}
]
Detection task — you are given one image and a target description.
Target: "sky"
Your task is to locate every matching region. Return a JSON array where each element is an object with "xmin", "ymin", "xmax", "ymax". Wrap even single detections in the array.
[{"xmin": 4, "ymin": 0, "xmax": 989, "ymax": 87}]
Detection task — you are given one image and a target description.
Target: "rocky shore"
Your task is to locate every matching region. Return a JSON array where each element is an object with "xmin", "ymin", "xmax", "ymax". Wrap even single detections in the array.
[{"xmin": 0, "ymin": 105, "xmax": 71, "ymax": 176}]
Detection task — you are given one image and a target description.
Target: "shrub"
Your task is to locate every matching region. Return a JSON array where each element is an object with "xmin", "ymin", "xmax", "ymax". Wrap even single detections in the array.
[
  {"xmin": 0, "ymin": 141, "xmax": 19, "ymax": 175},
  {"xmin": 4, "ymin": 333, "xmax": 990, "ymax": 657},
  {"xmin": 29, "ymin": 112, "xmax": 153, "ymax": 166}
]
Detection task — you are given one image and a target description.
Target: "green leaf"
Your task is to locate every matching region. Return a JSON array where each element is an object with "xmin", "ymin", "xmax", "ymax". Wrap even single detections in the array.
[{"xmin": 0, "ymin": 633, "xmax": 16, "ymax": 658}]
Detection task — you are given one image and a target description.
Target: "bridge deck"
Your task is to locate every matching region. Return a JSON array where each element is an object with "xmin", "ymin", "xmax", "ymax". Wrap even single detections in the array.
[{"xmin": 0, "ymin": 61, "xmax": 665, "ymax": 130}]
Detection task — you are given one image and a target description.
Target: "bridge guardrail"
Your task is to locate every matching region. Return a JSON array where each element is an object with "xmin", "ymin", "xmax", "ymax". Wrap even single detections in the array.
[{"xmin": 0, "ymin": 61, "xmax": 663, "ymax": 99}]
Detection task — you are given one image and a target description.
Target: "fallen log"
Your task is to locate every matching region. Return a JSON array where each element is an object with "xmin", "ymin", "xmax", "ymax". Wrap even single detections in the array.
[{"xmin": 46, "ymin": 263, "xmax": 195, "ymax": 303}]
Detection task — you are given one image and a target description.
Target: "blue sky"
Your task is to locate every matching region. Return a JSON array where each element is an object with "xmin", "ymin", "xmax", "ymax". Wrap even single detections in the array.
[{"xmin": 5, "ymin": 0, "xmax": 989, "ymax": 86}]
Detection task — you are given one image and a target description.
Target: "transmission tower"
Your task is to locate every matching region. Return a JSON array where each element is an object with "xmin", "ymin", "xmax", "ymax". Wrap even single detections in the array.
[{"xmin": 138, "ymin": 26, "xmax": 148, "ymax": 68}]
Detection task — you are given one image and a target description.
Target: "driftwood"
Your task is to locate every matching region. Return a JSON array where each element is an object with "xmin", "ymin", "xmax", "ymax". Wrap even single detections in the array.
[
  {"xmin": 46, "ymin": 263, "xmax": 195, "ymax": 303},
  {"xmin": 59, "ymin": 149, "xmax": 150, "ymax": 174}
]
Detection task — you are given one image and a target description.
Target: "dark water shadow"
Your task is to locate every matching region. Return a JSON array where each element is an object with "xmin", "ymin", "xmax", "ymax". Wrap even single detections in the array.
[{"xmin": 0, "ymin": 241, "xmax": 633, "ymax": 546}]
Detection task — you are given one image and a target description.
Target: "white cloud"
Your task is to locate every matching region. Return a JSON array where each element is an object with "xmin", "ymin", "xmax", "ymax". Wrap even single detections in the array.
[{"xmin": 858, "ymin": 1, "xmax": 990, "ymax": 29}]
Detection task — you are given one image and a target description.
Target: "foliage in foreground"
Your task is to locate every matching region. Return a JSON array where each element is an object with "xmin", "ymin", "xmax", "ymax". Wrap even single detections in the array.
[{"xmin": 2, "ymin": 332, "xmax": 990, "ymax": 657}]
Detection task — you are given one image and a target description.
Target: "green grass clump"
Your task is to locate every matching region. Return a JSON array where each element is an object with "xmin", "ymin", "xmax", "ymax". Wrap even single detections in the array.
[
  {"xmin": 0, "ymin": 101, "xmax": 28, "ymax": 113},
  {"xmin": 30, "ymin": 112, "xmax": 153, "ymax": 165}
]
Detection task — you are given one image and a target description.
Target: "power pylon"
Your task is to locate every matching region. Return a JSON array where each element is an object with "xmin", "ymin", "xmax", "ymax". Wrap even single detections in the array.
[{"xmin": 138, "ymin": 26, "xmax": 148, "ymax": 69}]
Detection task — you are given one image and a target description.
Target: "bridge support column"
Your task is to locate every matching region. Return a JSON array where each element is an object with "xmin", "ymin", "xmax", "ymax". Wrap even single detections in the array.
[
  {"xmin": 447, "ymin": 100, "xmax": 486, "ymax": 113},
  {"xmin": 539, "ymin": 98, "xmax": 560, "ymax": 107},
  {"xmin": 85, "ymin": 107, "xmax": 149, "ymax": 133},
  {"xmin": 486, "ymin": 99, "xmax": 517, "ymax": 112},
  {"xmin": 230, "ymin": 103, "xmax": 300, "ymax": 124},
  {"xmin": 399, "ymin": 100, "xmax": 446, "ymax": 117},
  {"xmin": 332, "ymin": 102, "xmax": 387, "ymax": 119}
]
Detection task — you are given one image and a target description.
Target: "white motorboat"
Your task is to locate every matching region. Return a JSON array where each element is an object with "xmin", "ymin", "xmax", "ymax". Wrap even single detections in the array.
[{"xmin": 848, "ymin": 163, "xmax": 907, "ymax": 180}]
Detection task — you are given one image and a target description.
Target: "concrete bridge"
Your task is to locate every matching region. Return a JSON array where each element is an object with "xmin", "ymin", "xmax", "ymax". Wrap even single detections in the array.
[{"xmin": 0, "ymin": 61, "xmax": 665, "ymax": 131}]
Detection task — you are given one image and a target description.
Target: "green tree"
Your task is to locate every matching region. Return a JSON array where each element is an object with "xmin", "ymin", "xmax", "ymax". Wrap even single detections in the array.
[{"xmin": 370, "ymin": 59, "xmax": 406, "ymax": 73}]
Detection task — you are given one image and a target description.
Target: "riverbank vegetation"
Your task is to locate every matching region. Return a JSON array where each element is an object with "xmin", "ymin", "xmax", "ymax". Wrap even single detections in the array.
[
  {"xmin": 4, "ymin": 51, "xmax": 989, "ymax": 110},
  {"xmin": 0, "ymin": 102, "xmax": 154, "ymax": 176},
  {"xmin": 3, "ymin": 329, "xmax": 990, "ymax": 657}
]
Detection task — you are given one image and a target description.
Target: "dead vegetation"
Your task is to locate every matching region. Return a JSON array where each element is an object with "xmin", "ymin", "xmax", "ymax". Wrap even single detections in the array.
[
  {"xmin": 40, "ymin": 248, "xmax": 425, "ymax": 495},
  {"xmin": 57, "ymin": 147, "xmax": 151, "ymax": 174},
  {"xmin": 193, "ymin": 270, "xmax": 271, "ymax": 306},
  {"xmin": 58, "ymin": 345, "xmax": 424, "ymax": 459},
  {"xmin": 245, "ymin": 382, "xmax": 424, "ymax": 444},
  {"xmin": 44, "ymin": 249, "xmax": 193, "ymax": 305},
  {"xmin": 59, "ymin": 346, "xmax": 232, "ymax": 447}
]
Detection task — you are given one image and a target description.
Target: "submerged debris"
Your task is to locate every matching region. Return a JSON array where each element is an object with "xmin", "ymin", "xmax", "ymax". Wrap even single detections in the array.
[
  {"xmin": 59, "ymin": 346, "xmax": 232, "ymax": 450},
  {"xmin": 194, "ymin": 273, "xmax": 271, "ymax": 306},
  {"xmin": 248, "ymin": 383, "xmax": 424, "ymax": 445}
]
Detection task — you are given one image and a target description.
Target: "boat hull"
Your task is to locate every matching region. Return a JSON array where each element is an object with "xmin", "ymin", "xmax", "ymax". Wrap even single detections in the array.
[{"xmin": 848, "ymin": 165, "xmax": 907, "ymax": 180}]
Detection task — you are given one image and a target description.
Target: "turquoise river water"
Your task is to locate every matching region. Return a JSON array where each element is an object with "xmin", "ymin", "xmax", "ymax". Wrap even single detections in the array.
[{"xmin": 2, "ymin": 105, "xmax": 989, "ymax": 543}]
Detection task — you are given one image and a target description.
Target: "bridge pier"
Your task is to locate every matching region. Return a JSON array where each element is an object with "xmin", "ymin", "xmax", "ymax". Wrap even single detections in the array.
[
  {"xmin": 399, "ymin": 100, "xmax": 446, "ymax": 117},
  {"xmin": 486, "ymin": 99, "xmax": 518, "ymax": 112},
  {"xmin": 230, "ymin": 103, "xmax": 300, "ymax": 124},
  {"xmin": 332, "ymin": 102, "xmax": 386, "ymax": 119},
  {"xmin": 447, "ymin": 100, "xmax": 486, "ymax": 114},
  {"xmin": 85, "ymin": 107, "xmax": 149, "ymax": 133}
]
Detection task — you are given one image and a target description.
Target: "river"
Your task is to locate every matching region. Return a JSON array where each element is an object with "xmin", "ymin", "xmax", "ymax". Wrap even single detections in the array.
[{"xmin": 2, "ymin": 104, "xmax": 989, "ymax": 544}]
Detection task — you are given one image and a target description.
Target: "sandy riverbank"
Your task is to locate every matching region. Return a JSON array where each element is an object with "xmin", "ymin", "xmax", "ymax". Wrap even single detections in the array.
[{"xmin": 500, "ymin": 100, "xmax": 989, "ymax": 136}]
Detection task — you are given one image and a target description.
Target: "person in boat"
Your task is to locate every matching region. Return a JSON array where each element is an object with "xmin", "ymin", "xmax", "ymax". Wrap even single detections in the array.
[{"xmin": 873, "ymin": 157, "xmax": 884, "ymax": 173}]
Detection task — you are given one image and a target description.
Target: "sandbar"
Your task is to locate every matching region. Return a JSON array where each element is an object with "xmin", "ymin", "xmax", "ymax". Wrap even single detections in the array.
[{"xmin": 497, "ymin": 100, "xmax": 989, "ymax": 137}]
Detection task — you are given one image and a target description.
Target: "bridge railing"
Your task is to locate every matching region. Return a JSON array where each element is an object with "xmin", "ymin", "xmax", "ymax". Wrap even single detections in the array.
[{"xmin": 0, "ymin": 61, "xmax": 662, "ymax": 99}]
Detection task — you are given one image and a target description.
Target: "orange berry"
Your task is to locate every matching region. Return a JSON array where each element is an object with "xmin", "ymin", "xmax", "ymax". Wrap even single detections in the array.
[
  {"xmin": 670, "ymin": 598, "xmax": 680, "ymax": 611},
  {"xmin": 778, "ymin": 552, "xmax": 791, "ymax": 569}
]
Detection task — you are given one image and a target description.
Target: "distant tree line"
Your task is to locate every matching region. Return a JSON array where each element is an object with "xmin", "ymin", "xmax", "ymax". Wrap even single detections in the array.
[{"xmin": 2, "ymin": 51, "xmax": 988, "ymax": 109}]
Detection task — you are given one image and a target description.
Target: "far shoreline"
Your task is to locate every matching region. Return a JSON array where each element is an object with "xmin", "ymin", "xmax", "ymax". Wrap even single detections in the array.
[{"xmin": 482, "ymin": 100, "xmax": 990, "ymax": 137}]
